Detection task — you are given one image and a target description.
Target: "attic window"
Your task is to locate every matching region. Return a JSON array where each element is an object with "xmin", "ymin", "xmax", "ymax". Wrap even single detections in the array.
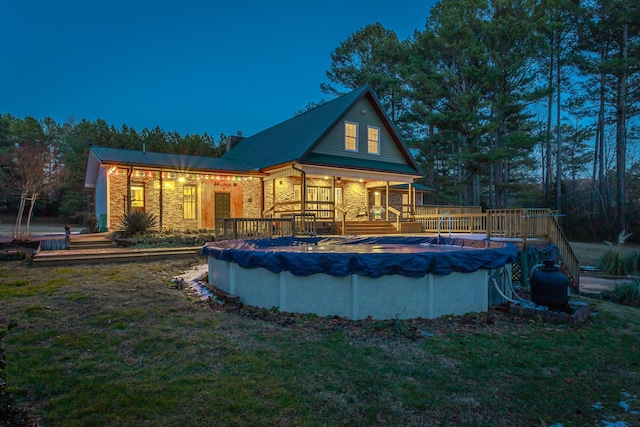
[
  {"xmin": 367, "ymin": 126, "xmax": 380, "ymax": 155},
  {"xmin": 344, "ymin": 122, "xmax": 358, "ymax": 152}
]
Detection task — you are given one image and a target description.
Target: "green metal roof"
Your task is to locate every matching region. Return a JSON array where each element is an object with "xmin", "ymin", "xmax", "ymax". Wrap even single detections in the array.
[
  {"xmin": 223, "ymin": 86, "xmax": 422, "ymax": 175},
  {"xmin": 302, "ymin": 153, "xmax": 420, "ymax": 175},
  {"xmin": 89, "ymin": 146, "xmax": 251, "ymax": 173},
  {"xmin": 389, "ymin": 183, "xmax": 434, "ymax": 191}
]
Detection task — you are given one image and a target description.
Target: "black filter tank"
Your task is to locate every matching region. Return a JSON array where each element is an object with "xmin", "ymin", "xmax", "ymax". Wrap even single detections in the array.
[{"xmin": 530, "ymin": 260, "xmax": 570, "ymax": 309}]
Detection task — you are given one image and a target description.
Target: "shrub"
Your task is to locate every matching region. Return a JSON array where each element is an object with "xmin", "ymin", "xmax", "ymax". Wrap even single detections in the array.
[
  {"xmin": 121, "ymin": 230, "xmax": 218, "ymax": 247},
  {"xmin": 599, "ymin": 249, "xmax": 640, "ymax": 276},
  {"xmin": 116, "ymin": 212, "xmax": 158, "ymax": 238},
  {"xmin": 70, "ymin": 211, "xmax": 97, "ymax": 233},
  {"xmin": 0, "ymin": 250, "xmax": 30, "ymax": 261},
  {"xmin": 601, "ymin": 279, "xmax": 640, "ymax": 308}
]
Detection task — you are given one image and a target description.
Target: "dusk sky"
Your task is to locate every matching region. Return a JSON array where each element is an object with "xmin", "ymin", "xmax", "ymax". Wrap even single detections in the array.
[{"xmin": 1, "ymin": 0, "xmax": 437, "ymax": 139}]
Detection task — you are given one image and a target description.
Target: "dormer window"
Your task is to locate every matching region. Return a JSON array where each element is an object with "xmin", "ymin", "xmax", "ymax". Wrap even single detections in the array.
[
  {"xmin": 368, "ymin": 126, "xmax": 380, "ymax": 155},
  {"xmin": 345, "ymin": 122, "xmax": 358, "ymax": 152}
]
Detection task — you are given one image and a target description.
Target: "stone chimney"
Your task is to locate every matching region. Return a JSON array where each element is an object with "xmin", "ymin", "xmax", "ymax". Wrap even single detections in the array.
[{"xmin": 226, "ymin": 131, "xmax": 245, "ymax": 152}]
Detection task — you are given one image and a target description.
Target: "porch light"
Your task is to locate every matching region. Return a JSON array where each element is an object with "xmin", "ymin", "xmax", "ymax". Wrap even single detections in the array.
[
  {"xmin": 359, "ymin": 179, "xmax": 363, "ymax": 183},
  {"xmin": 324, "ymin": 176, "xmax": 329, "ymax": 180},
  {"xmin": 374, "ymin": 191, "xmax": 380, "ymax": 196},
  {"xmin": 178, "ymin": 176, "xmax": 185, "ymax": 183}
]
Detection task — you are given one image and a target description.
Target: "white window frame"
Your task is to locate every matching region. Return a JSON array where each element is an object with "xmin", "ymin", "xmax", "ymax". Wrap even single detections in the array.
[
  {"xmin": 183, "ymin": 185, "xmax": 197, "ymax": 219},
  {"xmin": 130, "ymin": 183, "xmax": 145, "ymax": 211},
  {"xmin": 318, "ymin": 187, "xmax": 331, "ymax": 218},
  {"xmin": 367, "ymin": 126, "xmax": 380, "ymax": 155},
  {"xmin": 344, "ymin": 121, "xmax": 359, "ymax": 152}
]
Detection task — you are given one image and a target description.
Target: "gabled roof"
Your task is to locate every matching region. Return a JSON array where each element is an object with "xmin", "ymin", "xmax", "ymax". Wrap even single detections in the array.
[
  {"xmin": 89, "ymin": 146, "xmax": 251, "ymax": 173},
  {"xmin": 223, "ymin": 86, "xmax": 422, "ymax": 176},
  {"xmin": 85, "ymin": 146, "xmax": 255, "ymax": 188},
  {"xmin": 302, "ymin": 153, "xmax": 418, "ymax": 175}
]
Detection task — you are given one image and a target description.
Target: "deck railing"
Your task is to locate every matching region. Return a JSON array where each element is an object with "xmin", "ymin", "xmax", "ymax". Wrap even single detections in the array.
[
  {"xmin": 415, "ymin": 213, "xmax": 487, "ymax": 234},
  {"xmin": 415, "ymin": 205, "xmax": 483, "ymax": 215},
  {"xmin": 387, "ymin": 206, "xmax": 402, "ymax": 231},
  {"xmin": 216, "ymin": 214, "xmax": 317, "ymax": 239},
  {"xmin": 415, "ymin": 208, "xmax": 579, "ymax": 290},
  {"xmin": 281, "ymin": 213, "xmax": 317, "ymax": 236},
  {"xmin": 546, "ymin": 215, "xmax": 580, "ymax": 290}
]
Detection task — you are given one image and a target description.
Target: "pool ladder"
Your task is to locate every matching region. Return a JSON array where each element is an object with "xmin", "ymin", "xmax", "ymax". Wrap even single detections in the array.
[{"xmin": 437, "ymin": 211, "xmax": 452, "ymax": 243}]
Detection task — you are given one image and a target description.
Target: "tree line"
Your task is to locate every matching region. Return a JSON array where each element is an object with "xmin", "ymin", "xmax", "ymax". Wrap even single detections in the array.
[
  {"xmin": 0, "ymin": 115, "xmax": 226, "ymax": 237},
  {"xmin": 320, "ymin": 0, "xmax": 639, "ymax": 240}
]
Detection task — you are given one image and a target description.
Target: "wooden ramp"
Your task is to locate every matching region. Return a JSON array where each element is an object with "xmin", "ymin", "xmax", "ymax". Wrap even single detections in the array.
[
  {"xmin": 32, "ymin": 246, "xmax": 201, "ymax": 266},
  {"xmin": 32, "ymin": 233, "xmax": 201, "ymax": 266}
]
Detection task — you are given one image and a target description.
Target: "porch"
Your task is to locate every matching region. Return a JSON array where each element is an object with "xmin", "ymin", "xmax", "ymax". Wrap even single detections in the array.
[{"xmin": 261, "ymin": 171, "xmax": 425, "ymax": 234}]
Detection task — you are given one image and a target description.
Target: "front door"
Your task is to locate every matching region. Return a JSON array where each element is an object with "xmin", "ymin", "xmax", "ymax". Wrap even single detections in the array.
[
  {"xmin": 201, "ymin": 182, "xmax": 215, "ymax": 228},
  {"xmin": 215, "ymin": 193, "xmax": 231, "ymax": 220}
]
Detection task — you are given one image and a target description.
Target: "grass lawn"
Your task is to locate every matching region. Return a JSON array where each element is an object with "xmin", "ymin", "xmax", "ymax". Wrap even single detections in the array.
[
  {"xmin": 570, "ymin": 240, "xmax": 640, "ymax": 268},
  {"xmin": 1, "ymin": 255, "xmax": 639, "ymax": 426}
]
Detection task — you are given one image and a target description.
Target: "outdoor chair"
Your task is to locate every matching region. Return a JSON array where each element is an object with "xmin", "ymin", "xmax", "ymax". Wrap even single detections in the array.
[{"xmin": 356, "ymin": 207, "xmax": 368, "ymax": 221}]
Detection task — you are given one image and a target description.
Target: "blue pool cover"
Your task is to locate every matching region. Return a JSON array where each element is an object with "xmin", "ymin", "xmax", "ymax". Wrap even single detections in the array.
[{"xmin": 201, "ymin": 236, "xmax": 518, "ymax": 278}]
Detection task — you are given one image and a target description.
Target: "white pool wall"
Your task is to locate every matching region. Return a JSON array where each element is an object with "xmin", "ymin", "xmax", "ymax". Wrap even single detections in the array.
[{"xmin": 207, "ymin": 256, "xmax": 510, "ymax": 320}]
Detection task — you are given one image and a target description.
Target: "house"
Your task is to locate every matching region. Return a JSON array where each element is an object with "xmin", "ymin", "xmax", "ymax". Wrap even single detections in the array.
[{"xmin": 84, "ymin": 86, "xmax": 428, "ymax": 233}]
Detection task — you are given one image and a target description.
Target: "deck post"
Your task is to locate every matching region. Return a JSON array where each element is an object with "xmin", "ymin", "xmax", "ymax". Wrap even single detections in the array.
[
  {"xmin": 521, "ymin": 209, "xmax": 527, "ymax": 247},
  {"xmin": 385, "ymin": 181, "xmax": 389, "ymax": 222},
  {"xmin": 159, "ymin": 171, "xmax": 163, "ymax": 230}
]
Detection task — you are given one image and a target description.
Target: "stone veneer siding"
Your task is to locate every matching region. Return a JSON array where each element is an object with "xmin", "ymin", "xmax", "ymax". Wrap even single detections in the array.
[
  {"xmin": 108, "ymin": 171, "xmax": 199, "ymax": 230},
  {"xmin": 342, "ymin": 181, "xmax": 366, "ymax": 220},
  {"xmin": 265, "ymin": 176, "xmax": 368, "ymax": 221},
  {"xmin": 107, "ymin": 170, "xmax": 261, "ymax": 231},
  {"xmin": 105, "ymin": 168, "xmax": 412, "ymax": 230},
  {"xmin": 242, "ymin": 179, "xmax": 262, "ymax": 218},
  {"xmin": 367, "ymin": 189, "xmax": 409, "ymax": 214}
]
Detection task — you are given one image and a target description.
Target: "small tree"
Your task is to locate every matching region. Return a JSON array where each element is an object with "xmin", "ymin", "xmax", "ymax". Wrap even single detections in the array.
[{"xmin": 0, "ymin": 138, "xmax": 57, "ymax": 239}]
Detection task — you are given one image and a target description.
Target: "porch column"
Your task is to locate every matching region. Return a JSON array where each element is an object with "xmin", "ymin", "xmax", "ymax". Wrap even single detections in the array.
[
  {"xmin": 409, "ymin": 182, "xmax": 414, "ymax": 218},
  {"xmin": 364, "ymin": 186, "xmax": 369, "ymax": 217},
  {"xmin": 301, "ymin": 172, "xmax": 306, "ymax": 215},
  {"xmin": 159, "ymin": 171, "xmax": 163, "ymax": 229},
  {"xmin": 271, "ymin": 179, "xmax": 276, "ymax": 216},
  {"xmin": 385, "ymin": 181, "xmax": 389, "ymax": 221},
  {"xmin": 331, "ymin": 177, "xmax": 336, "ymax": 223},
  {"xmin": 126, "ymin": 167, "xmax": 133, "ymax": 214},
  {"xmin": 260, "ymin": 177, "xmax": 265, "ymax": 218}
]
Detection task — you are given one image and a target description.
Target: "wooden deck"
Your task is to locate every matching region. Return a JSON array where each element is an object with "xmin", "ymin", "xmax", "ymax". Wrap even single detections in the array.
[
  {"xmin": 32, "ymin": 234, "xmax": 201, "ymax": 266},
  {"xmin": 30, "ymin": 208, "xmax": 580, "ymax": 293}
]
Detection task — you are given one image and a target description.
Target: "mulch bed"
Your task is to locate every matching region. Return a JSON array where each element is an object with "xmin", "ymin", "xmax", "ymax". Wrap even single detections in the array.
[{"xmin": 199, "ymin": 282, "xmax": 587, "ymax": 341}]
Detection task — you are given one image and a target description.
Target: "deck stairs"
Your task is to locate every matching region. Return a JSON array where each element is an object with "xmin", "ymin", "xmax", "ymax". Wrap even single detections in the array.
[
  {"xmin": 69, "ymin": 238, "xmax": 117, "ymax": 250},
  {"xmin": 338, "ymin": 221, "xmax": 398, "ymax": 235},
  {"xmin": 32, "ymin": 233, "xmax": 200, "ymax": 266}
]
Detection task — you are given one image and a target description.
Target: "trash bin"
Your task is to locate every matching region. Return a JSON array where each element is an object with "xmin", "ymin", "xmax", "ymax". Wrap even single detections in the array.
[{"xmin": 98, "ymin": 214, "xmax": 107, "ymax": 232}]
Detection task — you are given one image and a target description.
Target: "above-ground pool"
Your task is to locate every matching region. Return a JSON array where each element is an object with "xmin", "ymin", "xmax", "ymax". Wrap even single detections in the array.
[{"xmin": 201, "ymin": 236, "xmax": 518, "ymax": 320}]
